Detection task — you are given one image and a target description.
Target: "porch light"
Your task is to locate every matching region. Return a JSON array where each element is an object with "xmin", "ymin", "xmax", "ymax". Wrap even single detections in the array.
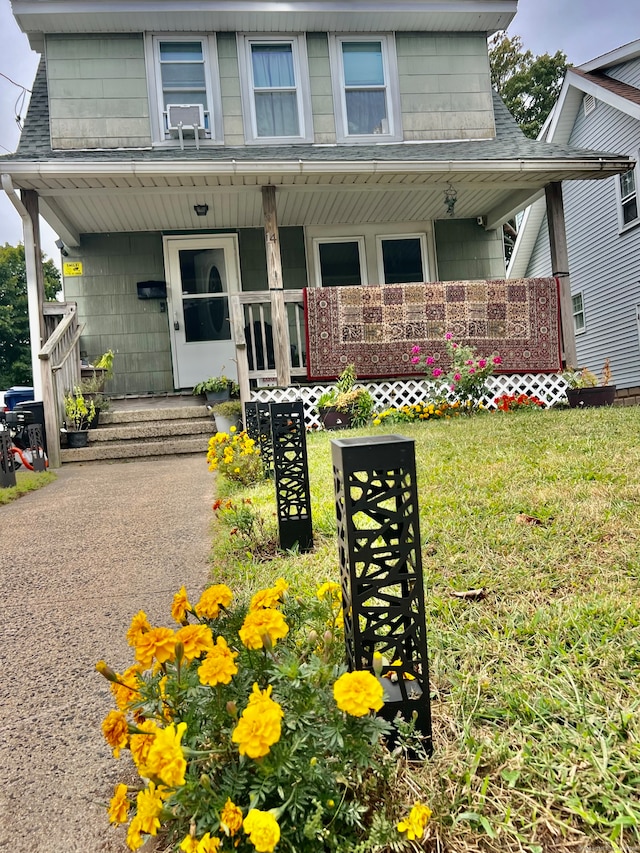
[
  {"xmin": 193, "ymin": 203, "xmax": 209, "ymax": 216},
  {"xmin": 331, "ymin": 434, "xmax": 432, "ymax": 752},
  {"xmin": 269, "ymin": 401, "xmax": 313, "ymax": 553}
]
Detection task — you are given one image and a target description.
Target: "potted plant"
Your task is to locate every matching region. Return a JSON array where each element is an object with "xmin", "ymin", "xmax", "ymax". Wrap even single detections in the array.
[
  {"xmin": 212, "ymin": 399, "xmax": 243, "ymax": 434},
  {"xmin": 317, "ymin": 364, "xmax": 374, "ymax": 430},
  {"xmin": 193, "ymin": 376, "xmax": 232, "ymax": 404},
  {"xmin": 63, "ymin": 387, "xmax": 96, "ymax": 448},
  {"xmin": 81, "ymin": 349, "xmax": 114, "ymax": 392},
  {"xmin": 563, "ymin": 359, "xmax": 616, "ymax": 408},
  {"xmin": 79, "ymin": 373, "xmax": 111, "ymax": 427}
]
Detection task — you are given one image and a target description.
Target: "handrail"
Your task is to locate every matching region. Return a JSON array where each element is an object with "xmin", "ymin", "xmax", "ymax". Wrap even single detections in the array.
[
  {"xmin": 51, "ymin": 325, "xmax": 84, "ymax": 372},
  {"xmin": 39, "ymin": 304, "xmax": 78, "ymax": 361}
]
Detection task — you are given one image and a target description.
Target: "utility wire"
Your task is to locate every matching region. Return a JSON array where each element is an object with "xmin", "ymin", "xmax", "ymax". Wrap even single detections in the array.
[
  {"xmin": 0, "ymin": 71, "xmax": 31, "ymax": 92},
  {"xmin": 0, "ymin": 70, "xmax": 32, "ymax": 130}
]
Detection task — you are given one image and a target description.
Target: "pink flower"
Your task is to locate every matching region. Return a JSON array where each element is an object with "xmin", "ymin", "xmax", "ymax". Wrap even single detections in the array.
[
  {"xmin": 445, "ymin": 333, "xmax": 452, "ymax": 341},
  {"xmin": 426, "ymin": 356, "xmax": 435, "ymax": 366},
  {"xmin": 478, "ymin": 359, "xmax": 487, "ymax": 368},
  {"xmin": 411, "ymin": 356, "xmax": 420, "ymax": 364},
  {"xmin": 452, "ymin": 343, "xmax": 458, "ymax": 349},
  {"xmin": 454, "ymin": 373, "xmax": 461, "ymax": 381},
  {"xmin": 493, "ymin": 356, "xmax": 502, "ymax": 365},
  {"xmin": 411, "ymin": 345, "xmax": 421, "ymax": 355},
  {"xmin": 465, "ymin": 360, "xmax": 473, "ymax": 366},
  {"xmin": 450, "ymin": 384, "xmax": 456, "ymax": 391},
  {"xmin": 469, "ymin": 368, "xmax": 475, "ymax": 374},
  {"xmin": 432, "ymin": 368, "xmax": 443, "ymax": 378}
]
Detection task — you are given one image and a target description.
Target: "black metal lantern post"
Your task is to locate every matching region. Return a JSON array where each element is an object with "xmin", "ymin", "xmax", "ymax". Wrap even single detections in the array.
[
  {"xmin": 270, "ymin": 402, "xmax": 313, "ymax": 553},
  {"xmin": 0, "ymin": 429, "xmax": 17, "ymax": 488},
  {"xmin": 26, "ymin": 424, "xmax": 47, "ymax": 472},
  {"xmin": 243, "ymin": 401, "xmax": 274, "ymax": 477},
  {"xmin": 243, "ymin": 402, "xmax": 259, "ymax": 442},
  {"xmin": 331, "ymin": 434, "xmax": 432, "ymax": 751}
]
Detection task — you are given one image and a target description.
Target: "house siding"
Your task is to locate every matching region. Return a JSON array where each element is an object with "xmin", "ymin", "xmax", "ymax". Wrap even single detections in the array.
[
  {"xmin": 606, "ymin": 59, "xmax": 640, "ymax": 88},
  {"xmin": 435, "ymin": 219, "xmax": 505, "ymax": 280},
  {"xmin": 46, "ymin": 34, "xmax": 151, "ymax": 149},
  {"xmin": 526, "ymin": 97, "xmax": 640, "ymax": 388}
]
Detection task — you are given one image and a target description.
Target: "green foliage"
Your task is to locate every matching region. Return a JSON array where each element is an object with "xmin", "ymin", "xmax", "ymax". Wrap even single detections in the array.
[
  {"xmin": 207, "ymin": 430, "xmax": 264, "ymax": 485},
  {"xmin": 63, "ymin": 387, "xmax": 96, "ymax": 430},
  {"xmin": 489, "ymin": 32, "xmax": 568, "ymax": 139},
  {"xmin": 0, "ymin": 469, "xmax": 56, "ymax": 505},
  {"xmin": 193, "ymin": 376, "xmax": 232, "ymax": 395},
  {"xmin": 0, "ymin": 243, "xmax": 61, "ymax": 387},
  {"xmin": 317, "ymin": 365, "xmax": 375, "ymax": 428}
]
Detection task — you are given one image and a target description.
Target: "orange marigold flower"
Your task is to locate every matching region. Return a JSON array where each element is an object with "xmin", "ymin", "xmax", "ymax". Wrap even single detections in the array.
[
  {"xmin": 174, "ymin": 623, "xmax": 214, "ymax": 662},
  {"xmin": 140, "ymin": 722, "xmax": 187, "ymax": 787},
  {"xmin": 239, "ymin": 608, "xmax": 289, "ymax": 650},
  {"xmin": 198, "ymin": 636, "xmax": 239, "ymax": 687},
  {"xmin": 243, "ymin": 809, "xmax": 281, "ymax": 853},
  {"xmin": 232, "ymin": 683, "xmax": 283, "ymax": 759},
  {"xmin": 110, "ymin": 664, "xmax": 142, "ymax": 711},
  {"xmin": 333, "ymin": 670, "xmax": 384, "ymax": 717},
  {"xmin": 102, "ymin": 709, "xmax": 129, "ymax": 758},
  {"xmin": 129, "ymin": 719, "xmax": 158, "ymax": 770},
  {"xmin": 126, "ymin": 815, "xmax": 144, "ymax": 851},
  {"xmin": 127, "ymin": 610, "xmax": 151, "ymax": 647},
  {"xmin": 397, "ymin": 802, "xmax": 432, "ymax": 840},
  {"xmin": 135, "ymin": 782, "xmax": 164, "ymax": 837},
  {"xmin": 195, "ymin": 584, "xmax": 233, "ymax": 620},
  {"xmin": 249, "ymin": 578, "xmax": 289, "ymax": 611},
  {"xmin": 220, "ymin": 798, "xmax": 243, "ymax": 836},
  {"xmin": 171, "ymin": 586, "xmax": 192, "ymax": 624},
  {"xmin": 135, "ymin": 626, "xmax": 176, "ymax": 669},
  {"xmin": 107, "ymin": 783, "xmax": 129, "ymax": 824},
  {"xmin": 316, "ymin": 581, "xmax": 341, "ymax": 602}
]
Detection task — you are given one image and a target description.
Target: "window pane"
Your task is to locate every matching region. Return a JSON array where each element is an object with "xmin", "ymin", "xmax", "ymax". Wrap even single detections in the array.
[
  {"xmin": 183, "ymin": 297, "xmax": 231, "ymax": 342},
  {"xmin": 382, "ymin": 238, "xmax": 424, "ymax": 284},
  {"xmin": 342, "ymin": 42, "xmax": 384, "ymax": 86},
  {"xmin": 620, "ymin": 169, "xmax": 636, "ymax": 199},
  {"xmin": 255, "ymin": 92, "xmax": 299, "ymax": 136},
  {"xmin": 319, "ymin": 242, "xmax": 362, "ymax": 287},
  {"xmin": 160, "ymin": 42, "xmax": 203, "ymax": 62},
  {"xmin": 622, "ymin": 197, "xmax": 638, "ymax": 225},
  {"xmin": 161, "ymin": 62, "xmax": 206, "ymax": 89},
  {"xmin": 252, "ymin": 44, "xmax": 295, "ymax": 88},
  {"xmin": 345, "ymin": 89, "xmax": 387, "ymax": 135}
]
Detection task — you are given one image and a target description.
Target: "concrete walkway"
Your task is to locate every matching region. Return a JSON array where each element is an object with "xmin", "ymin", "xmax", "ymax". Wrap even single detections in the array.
[{"xmin": 0, "ymin": 456, "xmax": 214, "ymax": 853}]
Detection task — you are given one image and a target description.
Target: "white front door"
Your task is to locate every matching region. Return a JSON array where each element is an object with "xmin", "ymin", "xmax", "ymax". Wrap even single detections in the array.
[{"xmin": 164, "ymin": 234, "xmax": 241, "ymax": 389}]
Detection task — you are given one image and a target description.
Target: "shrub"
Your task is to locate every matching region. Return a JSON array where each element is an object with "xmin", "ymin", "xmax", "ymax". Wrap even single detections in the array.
[{"xmin": 207, "ymin": 430, "xmax": 263, "ymax": 486}]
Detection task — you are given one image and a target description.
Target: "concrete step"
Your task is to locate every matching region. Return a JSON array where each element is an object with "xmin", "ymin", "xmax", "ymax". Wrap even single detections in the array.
[
  {"xmin": 100, "ymin": 405, "xmax": 210, "ymax": 425},
  {"xmin": 89, "ymin": 418, "xmax": 214, "ymax": 443},
  {"xmin": 60, "ymin": 435, "xmax": 210, "ymax": 464}
]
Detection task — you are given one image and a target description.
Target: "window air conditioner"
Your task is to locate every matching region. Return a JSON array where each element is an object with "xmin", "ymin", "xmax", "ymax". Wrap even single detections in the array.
[{"xmin": 166, "ymin": 104, "xmax": 205, "ymax": 149}]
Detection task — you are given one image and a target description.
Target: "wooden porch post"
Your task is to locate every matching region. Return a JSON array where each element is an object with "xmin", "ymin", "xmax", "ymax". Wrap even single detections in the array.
[
  {"xmin": 229, "ymin": 293, "xmax": 251, "ymax": 412},
  {"xmin": 545, "ymin": 182, "xmax": 577, "ymax": 368},
  {"xmin": 262, "ymin": 185, "xmax": 291, "ymax": 387}
]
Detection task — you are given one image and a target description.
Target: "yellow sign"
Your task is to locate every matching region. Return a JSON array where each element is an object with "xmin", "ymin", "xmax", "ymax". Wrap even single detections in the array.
[{"xmin": 63, "ymin": 261, "xmax": 83, "ymax": 276}]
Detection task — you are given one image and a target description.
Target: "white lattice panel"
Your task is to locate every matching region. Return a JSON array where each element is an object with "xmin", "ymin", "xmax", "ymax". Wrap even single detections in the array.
[{"xmin": 252, "ymin": 374, "xmax": 568, "ymax": 429}]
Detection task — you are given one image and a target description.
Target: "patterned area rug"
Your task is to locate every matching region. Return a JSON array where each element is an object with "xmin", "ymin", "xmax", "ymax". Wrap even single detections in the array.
[{"xmin": 304, "ymin": 278, "xmax": 561, "ymax": 380}]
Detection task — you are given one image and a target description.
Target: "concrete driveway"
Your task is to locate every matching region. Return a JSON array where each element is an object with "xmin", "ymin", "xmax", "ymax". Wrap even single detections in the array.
[{"xmin": 0, "ymin": 456, "xmax": 214, "ymax": 852}]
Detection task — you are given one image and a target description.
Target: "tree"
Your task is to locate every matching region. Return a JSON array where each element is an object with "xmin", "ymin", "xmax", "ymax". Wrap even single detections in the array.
[
  {"xmin": 0, "ymin": 243, "xmax": 61, "ymax": 388},
  {"xmin": 489, "ymin": 32, "xmax": 568, "ymax": 139}
]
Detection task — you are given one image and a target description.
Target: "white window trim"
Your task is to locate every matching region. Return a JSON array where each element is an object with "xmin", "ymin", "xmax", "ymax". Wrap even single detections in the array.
[
  {"xmin": 312, "ymin": 236, "xmax": 368, "ymax": 288},
  {"xmin": 572, "ymin": 290, "xmax": 586, "ymax": 335},
  {"xmin": 615, "ymin": 153, "xmax": 640, "ymax": 233},
  {"xmin": 237, "ymin": 33, "xmax": 313, "ymax": 144},
  {"xmin": 328, "ymin": 33, "xmax": 402, "ymax": 144},
  {"xmin": 375, "ymin": 233, "xmax": 429, "ymax": 284},
  {"xmin": 145, "ymin": 33, "xmax": 224, "ymax": 146}
]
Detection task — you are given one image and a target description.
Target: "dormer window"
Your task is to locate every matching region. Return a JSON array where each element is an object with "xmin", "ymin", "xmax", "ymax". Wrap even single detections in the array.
[
  {"xmin": 146, "ymin": 35, "xmax": 223, "ymax": 145},
  {"xmin": 238, "ymin": 34, "xmax": 313, "ymax": 144},
  {"xmin": 329, "ymin": 34, "xmax": 402, "ymax": 143}
]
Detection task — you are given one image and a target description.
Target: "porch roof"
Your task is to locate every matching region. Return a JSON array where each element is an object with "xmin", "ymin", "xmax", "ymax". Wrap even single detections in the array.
[{"xmin": 1, "ymin": 60, "xmax": 633, "ymax": 245}]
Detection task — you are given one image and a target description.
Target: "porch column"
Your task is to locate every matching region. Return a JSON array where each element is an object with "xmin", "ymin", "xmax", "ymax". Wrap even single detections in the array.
[
  {"xmin": 545, "ymin": 182, "xmax": 577, "ymax": 368},
  {"xmin": 262, "ymin": 185, "xmax": 291, "ymax": 387}
]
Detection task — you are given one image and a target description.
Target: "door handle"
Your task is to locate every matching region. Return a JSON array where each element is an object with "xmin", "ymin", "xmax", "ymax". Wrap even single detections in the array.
[{"xmin": 174, "ymin": 313, "xmax": 180, "ymax": 331}]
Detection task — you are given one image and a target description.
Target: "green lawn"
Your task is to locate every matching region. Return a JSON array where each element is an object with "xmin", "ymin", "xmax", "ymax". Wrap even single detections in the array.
[
  {"xmin": 0, "ymin": 468, "xmax": 56, "ymax": 505},
  {"xmin": 211, "ymin": 406, "xmax": 640, "ymax": 853}
]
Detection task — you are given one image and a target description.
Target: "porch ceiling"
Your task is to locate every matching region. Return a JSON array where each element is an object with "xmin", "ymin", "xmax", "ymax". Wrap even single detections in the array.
[{"xmin": 3, "ymin": 158, "xmax": 630, "ymax": 245}]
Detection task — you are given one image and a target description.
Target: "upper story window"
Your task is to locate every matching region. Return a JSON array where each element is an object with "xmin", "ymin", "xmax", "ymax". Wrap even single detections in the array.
[
  {"xmin": 329, "ymin": 34, "xmax": 402, "ymax": 143},
  {"xmin": 146, "ymin": 35, "xmax": 223, "ymax": 145},
  {"xmin": 619, "ymin": 164, "xmax": 638, "ymax": 229},
  {"xmin": 572, "ymin": 292, "xmax": 586, "ymax": 334},
  {"xmin": 238, "ymin": 34, "xmax": 313, "ymax": 144}
]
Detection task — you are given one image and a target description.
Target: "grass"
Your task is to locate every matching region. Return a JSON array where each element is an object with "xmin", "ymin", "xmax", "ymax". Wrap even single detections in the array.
[
  {"xmin": 209, "ymin": 406, "xmax": 640, "ymax": 853},
  {"xmin": 0, "ymin": 468, "xmax": 56, "ymax": 504}
]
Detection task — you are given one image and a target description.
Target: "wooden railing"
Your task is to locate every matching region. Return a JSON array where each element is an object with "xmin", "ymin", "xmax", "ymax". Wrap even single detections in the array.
[{"xmin": 39, "ymin": 302, "xmax": 83, "ymax": 467}]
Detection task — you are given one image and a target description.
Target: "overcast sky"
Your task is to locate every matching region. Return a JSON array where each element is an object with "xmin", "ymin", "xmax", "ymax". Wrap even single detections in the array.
[{"xmin": 0, "ymin": 0, "xmax": 637, "ymax": 267}]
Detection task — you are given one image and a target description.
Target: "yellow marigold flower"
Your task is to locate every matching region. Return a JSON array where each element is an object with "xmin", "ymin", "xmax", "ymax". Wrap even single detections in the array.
[
  {"xmin": 239, "ymin": 608, "xmax": 288, "ymax": 650},
  {"xmin": 249, "ymin": 578, "xmax": 289, "ymax": 611},
  {"xmin": 127, "ymin": 610, "xmax": 151, "ymax": 647},
  {"xmin": 316, "ymin": 581, "xmax": 341, "ymax": 602},
  {"xmin": 111, "ymin": 664, "xmax": 142, "ymax": 710},
  {"xmin": 198, "ymin": 636, "xmax": 238, "ymax": 687},
  {"xmin": 135, "ymin": 782, "xmax": 163, "ymax": 836},
  {"xmin": 180, "ymin": 836, "xmax": 199, "ymax": 853},
  {"xmin": 102, "ymin": 709, "xmax": 129, "ymax": 758},
  {"xmin": 171, "ymin": 586, "xmax": 192, "ymax": 624},
  {"xmin": 397, "ymin": 802, "xmax": 432, "ymax": 840},
  {"xmin": 129, "ymin": 719, "xmax": 158, "ymax": 770},
  {"xmin": 126, "ymin": 815, "xmax": 144, "ymax": 851},
  {"xmin": 243, "ymin": 809, "xmax": 281, "ymax": 853},
  {"xmin": 107, "ymin": 783, "xmax": 129, "ymax": 824},
  {"xmin": 141, "ymin": 721, "xmax": 187, "ymax": 787},
  {"xmin": 232, "ymin": 683, "xmax": 283, "ymax": 759},
  {"xmin": 220, "ymin": 798, "xmax": 243, "ymax": 836},
  {"xmin": 333, "ymin": 670, "xmax": 384, "ymax": 717},
  {"xmin": 174, "ymin": 623, "xmax": 214, "ymax": 662},
  {"xmin": 135, "ymin": 625, "xmax": 176, "ymax": 669},
  {"xmin": 195, "ymin": 584, "xmax": 233, "ymax": 619}
]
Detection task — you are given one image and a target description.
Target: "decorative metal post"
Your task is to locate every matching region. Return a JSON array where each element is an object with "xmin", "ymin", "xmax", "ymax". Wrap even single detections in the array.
[
  {"xmin": 331, "ymin": 435, "xmax": 432, "ymax": 751},
  {"xmin": 244, "ymin": 402, "xmax": 259, "ymax": 442},
  {"xmin": 270, "ymin": 402, "xmax": 313, "ymax": 553},
  {"xmin": 27, "ymin": 424, "xmax": 47, "ymax": 472},
  {"xmin": 243, "ymin": 401, "xmax": 273, "ymax": 478},
  {"xmin": 0, "ymin": 430, "xmax": 17, "ymax": 488}
]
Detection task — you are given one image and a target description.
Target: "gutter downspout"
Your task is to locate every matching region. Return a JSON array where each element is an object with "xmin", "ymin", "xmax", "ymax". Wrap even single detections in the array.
[{"xmin": 2, "ymin": 174, "xmax": 43, "ymax": 400}]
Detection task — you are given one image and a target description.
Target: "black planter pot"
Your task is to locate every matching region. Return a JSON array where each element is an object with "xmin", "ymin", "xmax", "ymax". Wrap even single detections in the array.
[
  {"xmin": 66, "ymin": 430, "xmax": 89, "ymax": 448},
  {"xmin": 319, "ymin": 406, "xmax": 354, "ymax": 430},
  {"xmin": 566, "ymin": 386, "xmax": 616, "ymax": 408}
]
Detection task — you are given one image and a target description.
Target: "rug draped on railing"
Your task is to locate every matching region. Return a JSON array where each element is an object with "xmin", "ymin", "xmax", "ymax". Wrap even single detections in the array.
[{"xmin": 304, "ymin": 278, "xmax": 561, "ymax": 380}]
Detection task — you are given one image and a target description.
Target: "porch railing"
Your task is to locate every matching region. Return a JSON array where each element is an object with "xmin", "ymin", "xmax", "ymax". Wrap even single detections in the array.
[{"xmin": 39, "ymin": 302, "xmax": 83, "ymax": 467}]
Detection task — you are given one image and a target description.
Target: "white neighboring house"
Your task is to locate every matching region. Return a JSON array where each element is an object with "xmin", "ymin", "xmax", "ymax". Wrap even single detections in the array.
[{"xmin": 508, "ymin": 40, "xmax": 640, "ymax": 404}]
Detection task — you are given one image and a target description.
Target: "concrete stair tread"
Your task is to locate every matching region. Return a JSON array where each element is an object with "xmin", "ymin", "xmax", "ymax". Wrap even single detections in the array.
[
  {"xmin": 61, "ymin": 435, "xmax": 210, "ymax": 463},
  {"xmin": 89, "ymin": 419, "xmax": 214, "ymax": 442},
  {"xmin": 100, "ymin": 405, "xmax": 211, "ymax": 425}
]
